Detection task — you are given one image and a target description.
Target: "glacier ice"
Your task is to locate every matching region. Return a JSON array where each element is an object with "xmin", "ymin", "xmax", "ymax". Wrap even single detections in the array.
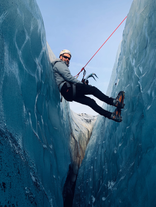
[
  {"xmin": 0, "ymin": 1, "xmax": 95, "ymax": 206},
  {"xmin": 73, "ymin": 0, "xmax": 156, "ymax": 206},
  {"xmin": 0, "ymin": 0, "xmax": 72, "ymax": 206}
]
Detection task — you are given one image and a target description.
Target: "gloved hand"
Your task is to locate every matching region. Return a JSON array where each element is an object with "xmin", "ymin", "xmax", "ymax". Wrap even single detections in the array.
[
  {"xmin": 85, "ymin": 80, "xmax": 89, "ymax": 85},
  {"xmin": 81, "ymin": 73, "xmax": 98, "ymax": 85},
  {"xmin": 81, "ymin": 78, "xmax": 89, "ymax": 85}
]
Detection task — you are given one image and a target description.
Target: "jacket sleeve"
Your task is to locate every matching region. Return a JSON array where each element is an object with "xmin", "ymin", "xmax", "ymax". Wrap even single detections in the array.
[{"xmin": 54, "ymin": 61, "xmax": 82, "ymax": 84}]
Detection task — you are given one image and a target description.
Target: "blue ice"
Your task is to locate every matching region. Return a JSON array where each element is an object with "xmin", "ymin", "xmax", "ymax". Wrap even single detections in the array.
[
  {"xmin": 73, "ymin": 0, "xmax": 156, "ymax": 206},
  {"xmin": 0, "ymin": 0, "xmax": 71, "ymax": 206}
]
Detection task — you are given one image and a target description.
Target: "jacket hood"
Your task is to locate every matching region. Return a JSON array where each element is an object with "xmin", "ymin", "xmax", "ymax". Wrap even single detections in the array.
[{"xmin": 51, "ymin": 58, "xmax": 62, "ymax": 66}]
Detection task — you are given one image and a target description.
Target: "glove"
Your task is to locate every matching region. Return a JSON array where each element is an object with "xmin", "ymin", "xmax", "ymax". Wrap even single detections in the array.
[
  {"xmin": 81, "ymin": 78, "xmax": 89, "ymax": 85},
  {"xmin": 85, "ymin": 80, "xmax": 89, "ymax": 85}
]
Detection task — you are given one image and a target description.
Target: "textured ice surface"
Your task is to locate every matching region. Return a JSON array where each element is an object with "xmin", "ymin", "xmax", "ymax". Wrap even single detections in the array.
[
  {"xmin": 0, "ymin": 1, "xmax": 96, "ymax": 206},
  {"xmin": 0, "ymin": 0, "xmax": 72, "ymax": 206},
  {"xmin": 73, "ymin": 0, "xmax": 156, "ymax": 206}
]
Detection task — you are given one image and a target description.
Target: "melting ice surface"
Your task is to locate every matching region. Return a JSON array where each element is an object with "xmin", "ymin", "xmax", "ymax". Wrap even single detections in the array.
[
  {"xmin": 73, "ymin": 0, "xmax": 156, "ymax": 206},
  {"xmin": 1, "ymin": 0, "xmax": 156, "ymax": 206}
]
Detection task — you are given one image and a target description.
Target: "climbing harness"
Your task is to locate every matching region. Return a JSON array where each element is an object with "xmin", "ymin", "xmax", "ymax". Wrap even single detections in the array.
[{"xmin": 75, "ymin": 16, "xmax": 127, "ymax": 81}]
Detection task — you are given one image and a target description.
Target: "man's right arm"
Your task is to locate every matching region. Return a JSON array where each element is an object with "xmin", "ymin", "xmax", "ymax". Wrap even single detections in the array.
[{"xmin": 54, "ymin": 61, "xmax": 82, "ymax": 84}]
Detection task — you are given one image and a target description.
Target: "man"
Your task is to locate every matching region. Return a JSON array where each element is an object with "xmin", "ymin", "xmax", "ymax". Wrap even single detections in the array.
[{"xmin": 52, "ymin": 49, "xmax": 125, "ymax": 122}]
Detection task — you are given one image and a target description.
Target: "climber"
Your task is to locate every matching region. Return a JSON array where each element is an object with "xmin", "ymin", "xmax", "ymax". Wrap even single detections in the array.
[{"xmin": 51, "ymin": 49, "xmax": 125, "ymax": 122}]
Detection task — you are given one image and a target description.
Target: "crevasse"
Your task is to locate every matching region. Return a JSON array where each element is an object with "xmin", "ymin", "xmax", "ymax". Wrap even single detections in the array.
[{"xmin": 1, "ymin": 0, "xmax": 156, "ymax": 207}]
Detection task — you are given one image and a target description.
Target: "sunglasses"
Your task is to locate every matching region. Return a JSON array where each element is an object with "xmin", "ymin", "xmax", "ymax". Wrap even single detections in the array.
[{"xmin": 63, "ymin": 55, "xmax": 71, "ymax": 60}]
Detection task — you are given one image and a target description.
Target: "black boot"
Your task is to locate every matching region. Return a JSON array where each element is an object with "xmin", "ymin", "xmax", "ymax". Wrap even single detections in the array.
[
  {"xmin": 113, "ymin": 91, "xmax": 125, "ymax": 109},
  {"xmin": 110, "ymin": 108, "xmax": 122, "ymax": 122}
]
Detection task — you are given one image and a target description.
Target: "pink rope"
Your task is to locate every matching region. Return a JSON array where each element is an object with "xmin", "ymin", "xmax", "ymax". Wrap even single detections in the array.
[{"xmin": 75, "ymin": 16, "xmax": 127, "ymax": 78}]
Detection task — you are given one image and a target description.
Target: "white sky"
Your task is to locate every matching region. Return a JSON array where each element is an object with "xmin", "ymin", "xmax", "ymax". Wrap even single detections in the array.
[{"xmin": 36, "ymin": 0, "xmax": 133, "ymax": 115}]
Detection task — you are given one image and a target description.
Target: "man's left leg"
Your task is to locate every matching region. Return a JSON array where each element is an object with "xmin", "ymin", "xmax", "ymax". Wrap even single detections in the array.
[{"xmin": 74, "ymin": 95, "xmax": 112, "ymax": 118}]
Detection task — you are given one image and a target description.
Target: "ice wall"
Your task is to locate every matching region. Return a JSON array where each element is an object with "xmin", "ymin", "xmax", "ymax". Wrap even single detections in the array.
[
  {"xmin": 0, "ymin": 1, "xmax": 72, "ymax": 206},
  {"xmin": 0, "ymin": 1, "xmax": 96, "ymax": 206},
  {"xmin": 73, "ymin": 0, "xmax": 156, "ymax": 206}
]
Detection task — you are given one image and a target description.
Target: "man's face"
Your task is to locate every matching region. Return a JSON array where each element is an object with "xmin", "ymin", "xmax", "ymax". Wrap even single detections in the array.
[{"xmin": 60, "ymin": 53, "xmax": 71, "ymax": 67}]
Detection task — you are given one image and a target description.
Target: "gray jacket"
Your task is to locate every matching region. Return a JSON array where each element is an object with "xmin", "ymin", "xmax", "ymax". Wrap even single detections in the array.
[{"xmin": 51, "ymin": 59, "xmax": 82, "ymax": 91}]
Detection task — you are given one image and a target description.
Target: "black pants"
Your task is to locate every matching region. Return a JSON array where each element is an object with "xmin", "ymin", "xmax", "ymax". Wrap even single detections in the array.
[{"xmin": 61, "ymin": 83, "xmax": 114, "ymax": 118}]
